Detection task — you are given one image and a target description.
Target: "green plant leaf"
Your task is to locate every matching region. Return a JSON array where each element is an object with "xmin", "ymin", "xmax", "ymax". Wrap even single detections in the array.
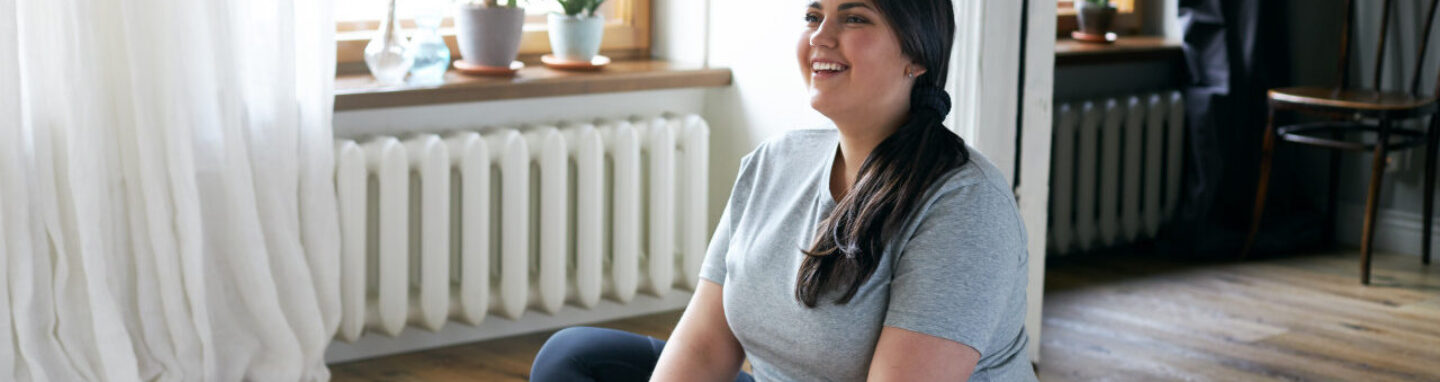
[
  {"xmin": 586, "ymin": 0, "xmax": 605, "ymax": 17},
  {"xmin": 556, "ymin": 0, "xmax": 586, "ymax": 15}
]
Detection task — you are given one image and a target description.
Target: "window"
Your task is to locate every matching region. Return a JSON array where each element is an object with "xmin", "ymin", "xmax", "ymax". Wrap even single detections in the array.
[
  {"xmin": 336, "ymin": 0, "xmax": 651, "ymax": 72},
  {"xmin": 1057, "ymin": 0, "xmax": 1142, "ymax": 37}
]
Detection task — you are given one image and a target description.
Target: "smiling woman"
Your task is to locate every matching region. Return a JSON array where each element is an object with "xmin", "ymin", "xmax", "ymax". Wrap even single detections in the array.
[{"xmin": 527, "ymin": 0, "xmax": 1039, "ymax": 381}]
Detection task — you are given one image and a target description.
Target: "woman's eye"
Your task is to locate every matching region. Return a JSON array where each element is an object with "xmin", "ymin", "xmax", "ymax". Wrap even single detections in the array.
[
  {"xmin": 846, "ymin": 15, "xmax": 868, "ymax": 24},
  {"xmin": 804, "ymin": 13, "xmax": 820, "ymax": 23}
]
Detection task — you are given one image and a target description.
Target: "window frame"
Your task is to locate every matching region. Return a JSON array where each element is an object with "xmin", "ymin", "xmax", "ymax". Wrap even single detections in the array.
[
  {"xmin": 1056, "ymin": 0, "xmax": 1142, "ymax": 37},
  {"xmin": 335, "ymin": 0, "xmax": 651, "ymax": 74}
]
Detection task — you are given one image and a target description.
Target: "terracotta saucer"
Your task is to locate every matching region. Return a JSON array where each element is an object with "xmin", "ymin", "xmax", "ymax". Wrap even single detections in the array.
[
  {"xmin": 1071, "ymin": 31, "xmax": 1118, "ymax": 44},
  {"xmin": 454, "ymin": 60, "xmax": 525, "ymax": 76},
  {"xmin": 541, "ymin": 55, "xmax": 611, "ymax": 71}
]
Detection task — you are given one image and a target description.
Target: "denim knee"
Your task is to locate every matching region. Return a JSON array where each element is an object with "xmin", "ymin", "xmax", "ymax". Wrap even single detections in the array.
[
  {"xmin": 540, "ymin": 327, "xmax": 608, "ymax": 356},
  {"xmin": 531, "ymin": 327, "xmax": 611, "ymax": 381},
  {"xmin": 533, "ymin": 326, "xmax": 669, "ymax": 382}
]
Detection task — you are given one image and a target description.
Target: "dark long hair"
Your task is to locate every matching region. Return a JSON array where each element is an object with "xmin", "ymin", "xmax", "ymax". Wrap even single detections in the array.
[{"xmin": 795, "ymin": 0, "xmax": 970, "ymax": 307}]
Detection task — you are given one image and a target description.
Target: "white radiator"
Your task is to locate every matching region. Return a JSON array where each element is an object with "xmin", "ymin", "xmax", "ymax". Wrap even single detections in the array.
[
  {"xmin": 1048, "ymin": 92, "xmax": 1185, "ymax": 255},
  {"xmin": 326, "ymin": 114, "xmax": 708, "ymax": 360}
]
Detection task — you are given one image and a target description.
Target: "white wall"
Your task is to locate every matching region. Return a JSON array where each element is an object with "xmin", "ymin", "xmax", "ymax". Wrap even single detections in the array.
[
  {"xmin": 700, "ymin": 1, "xmax": 828, "ymax": 222},
  {"xmin": 652, "ymin": 0, "xmax": 708, "ymax": 66}
]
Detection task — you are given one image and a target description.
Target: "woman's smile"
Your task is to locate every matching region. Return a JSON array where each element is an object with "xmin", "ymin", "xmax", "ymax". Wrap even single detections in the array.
[{"xmin": 810, "ymin": 58, "xmax": 850, "ymax": 80}]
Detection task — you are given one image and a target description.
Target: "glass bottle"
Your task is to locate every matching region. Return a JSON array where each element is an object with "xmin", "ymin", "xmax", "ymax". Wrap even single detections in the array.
[
  {"xmin": 364, "ymin": 0, "xmax": 414, "ymax": 85},
  {"xmin": 408, "ymin": 6, "xmax": 451, "ymax": 84}
]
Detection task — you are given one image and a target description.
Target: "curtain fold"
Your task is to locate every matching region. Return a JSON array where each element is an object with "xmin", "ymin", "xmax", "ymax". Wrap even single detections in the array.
[
  {"xmin": 0, "ymin": 0, "xmax": 339, "ymax": 379},
  {"xmin": 1163, "ymin": 0, "xmax": 1317, "ymax": 256}
]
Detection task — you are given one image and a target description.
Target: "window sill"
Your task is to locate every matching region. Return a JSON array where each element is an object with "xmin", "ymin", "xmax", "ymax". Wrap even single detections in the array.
[
  {"xmin": 1055, "ymin": 36, "xmax": 1184, "ymax": 67},
  {"xmin": 334, "ymin": 59, "xmax": 732, "ymax": 111},
  {"xmin": 1056, "ymin": 12, "xmax": 1143, "ymax": 37}
]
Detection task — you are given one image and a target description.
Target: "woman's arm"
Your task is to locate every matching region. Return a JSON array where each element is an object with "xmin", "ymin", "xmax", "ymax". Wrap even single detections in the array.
[
  {"xmin": 869, "ymin": 173, "xmax": 1029, "ymax": 381},
  {"xmin": 867, "ymin": 326, "xmax": 979, "ymax": 381},
  {"xmin": 651, "ymin": 280, "xmax": 746, "ymax": 382}
]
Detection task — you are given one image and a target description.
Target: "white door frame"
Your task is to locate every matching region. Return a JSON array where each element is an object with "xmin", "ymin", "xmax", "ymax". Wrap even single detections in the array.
[
  {"xmin": 1018, "ymin": 0, "xmax": 1056, "ymax": 364},
  {"xmin": 948, "ymin": 0, "xmax": 1055, "ymax": 363}
]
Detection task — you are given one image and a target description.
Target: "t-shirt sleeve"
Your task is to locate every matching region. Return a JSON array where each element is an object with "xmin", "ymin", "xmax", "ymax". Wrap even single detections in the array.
[
  {"xmin": 698, "ymin": 205, "xmax": 734, "ymax": 285},
  {"xmin": 882, "ymin": 180, "xmax": 1028, "ymax": 357},
  {"xmin": 698, "ymin": 153, "xmax": 757, "ymax": 286}
]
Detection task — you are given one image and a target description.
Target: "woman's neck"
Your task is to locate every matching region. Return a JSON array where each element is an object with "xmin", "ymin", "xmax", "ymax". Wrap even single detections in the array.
[{"xmin": 829, "ymin": 106, "xmax": 909, "ymax": 201}]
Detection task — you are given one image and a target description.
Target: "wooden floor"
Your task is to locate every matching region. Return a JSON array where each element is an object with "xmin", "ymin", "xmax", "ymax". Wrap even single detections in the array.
[
  {"xmin": 331, "ymin": 250, "xmax": 1439, "ymax": 381},
  {"xmin": 1039, "ymin": 249, "xmax": 1438, "ymax": 381}
]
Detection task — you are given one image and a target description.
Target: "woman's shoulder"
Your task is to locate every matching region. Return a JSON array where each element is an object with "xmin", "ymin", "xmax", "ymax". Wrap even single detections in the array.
[
  {"xmin": 896, "ymin": 145, "xmax": 1028, "ymax": 261},
  {"xmin": 909, "ymin": 146, "xmax": 1025, "ymax": 237},
  {"xmin": 928, "ymin": 146, "xmax": 1013, "ymax": 203}
]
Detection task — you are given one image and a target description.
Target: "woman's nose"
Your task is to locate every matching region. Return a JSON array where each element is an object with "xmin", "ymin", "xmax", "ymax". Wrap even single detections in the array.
[{"xmin": 809, "ymin": 19, "xmax": 838, "ymax": 48}]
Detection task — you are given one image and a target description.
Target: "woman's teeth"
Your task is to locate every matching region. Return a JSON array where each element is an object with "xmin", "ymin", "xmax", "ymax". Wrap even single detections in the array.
[{"xmin": 812, "ymin": 62, "xmax": 848, "ymax": 72}]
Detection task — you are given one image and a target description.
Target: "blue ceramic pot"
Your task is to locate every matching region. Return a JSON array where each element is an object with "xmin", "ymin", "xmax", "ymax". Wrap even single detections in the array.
[{"xmin": 547, "ymin": 13, "xmax": 605, "ymax": 62}]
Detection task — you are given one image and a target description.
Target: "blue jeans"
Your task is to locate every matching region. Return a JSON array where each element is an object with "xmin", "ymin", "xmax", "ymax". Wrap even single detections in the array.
[{"xmin": 530, "ymin": 326, "xmax": 756, "ymax": 382}]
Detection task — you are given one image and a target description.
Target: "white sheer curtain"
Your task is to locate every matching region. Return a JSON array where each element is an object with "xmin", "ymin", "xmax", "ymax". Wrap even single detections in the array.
[{"xmin": 0, "ymin": 0, "xmax": 339, "ymax": 379}]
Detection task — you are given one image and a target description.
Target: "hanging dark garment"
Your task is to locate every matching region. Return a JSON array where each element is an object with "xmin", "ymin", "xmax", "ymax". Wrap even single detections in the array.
[{"xmin": 1160, "ymin": 0, "xmax": 1325, "ymax": 257}]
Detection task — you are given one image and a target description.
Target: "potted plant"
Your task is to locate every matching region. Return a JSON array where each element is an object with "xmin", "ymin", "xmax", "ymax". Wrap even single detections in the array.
[
  {"xmin": 1074, "ymin": 0, "xmax": 1117, "ymax": 43},
  {"xmin": 454, "ymin": 0, "xmax": 526, "ymax": 68},
  {"xmin": 547, "ymin": 0, "xmax": 606, "ymax": 62}
]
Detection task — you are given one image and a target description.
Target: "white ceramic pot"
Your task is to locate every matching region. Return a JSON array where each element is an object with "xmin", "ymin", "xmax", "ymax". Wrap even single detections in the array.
[
  {"xmin": 455, "ymin": 5, "xmax": 526, "ymax": 67},
  {"xmin": 547, "ymin": 13, "xmax": 605, "ymax": 62}
]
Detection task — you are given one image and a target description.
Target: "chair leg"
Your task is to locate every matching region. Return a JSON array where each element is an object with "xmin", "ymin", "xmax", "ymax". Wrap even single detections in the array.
[
  {"xmin": 1243, "ymin": 108, "xmax": 1279, "ymax": 259},
  {"xmin": 1424, "ymin": 115, "xmax": 1438, "ymax": 266},
  {"xmin": 1327, "ymin": 130, "xmax": 1343, "ymax": 247},
  {"xmin": 1360, "ymin": 119, "xmax": 1393, "ymax": 285}
]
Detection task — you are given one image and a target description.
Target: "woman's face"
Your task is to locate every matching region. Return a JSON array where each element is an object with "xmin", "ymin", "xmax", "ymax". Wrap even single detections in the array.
[{"xmin": 797, "ymin": 0, "xmax": 919, "ymax": 120}]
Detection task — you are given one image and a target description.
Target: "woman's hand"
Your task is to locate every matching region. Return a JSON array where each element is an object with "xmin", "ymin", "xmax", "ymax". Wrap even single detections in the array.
[
  {"xmin": 651, "ymin": 280, "xmax": 746, "ymax": 382},
  {"xmin": 867, "ymin": 326, "xmax": 979, "ymax": 381}
]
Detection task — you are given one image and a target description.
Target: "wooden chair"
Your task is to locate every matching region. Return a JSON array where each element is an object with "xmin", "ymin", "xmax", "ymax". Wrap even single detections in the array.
[{"xmin": 1242, "ymin": 0, "xmax": 1439, "ymax": 284}]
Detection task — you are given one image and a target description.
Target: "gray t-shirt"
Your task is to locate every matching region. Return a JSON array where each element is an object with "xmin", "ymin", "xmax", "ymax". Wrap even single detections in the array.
[{"xmin": 700, "ymin": 129, "xmax": 1036, "ymax": 382}]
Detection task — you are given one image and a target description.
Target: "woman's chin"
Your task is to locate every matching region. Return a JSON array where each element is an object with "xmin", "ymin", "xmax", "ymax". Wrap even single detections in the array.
[
  {"xmin": 808, "ymin": 92, "xmax": 838, "ymax": 116},
  {"xmin": 809, "ymin": 98, "xmax": 831, "ymax": 116}
]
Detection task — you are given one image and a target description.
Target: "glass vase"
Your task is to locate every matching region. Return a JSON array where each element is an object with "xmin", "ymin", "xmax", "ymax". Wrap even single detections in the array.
[
  {"xmin": 408, "ymin": 10, "xmax": 451, "ymax": 84},
  {"xmin": 364, "ymin": 0, "xmax": 414, "ymax": 85}
]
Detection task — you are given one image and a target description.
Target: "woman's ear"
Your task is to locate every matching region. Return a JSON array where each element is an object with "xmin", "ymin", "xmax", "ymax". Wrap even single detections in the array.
[{"xmin": 905, "ymin": 64, "xmax": 928, "ymax": 78}]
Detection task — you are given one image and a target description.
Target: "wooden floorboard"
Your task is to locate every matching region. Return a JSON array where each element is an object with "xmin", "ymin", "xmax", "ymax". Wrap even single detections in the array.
[
  {"xmin": 1039, "ymin": 249, "xmax": 1438, "ymax": 381},
  {"xmin": 331, "ymin": 249, "xmax": 1438, "ymax": 381}
]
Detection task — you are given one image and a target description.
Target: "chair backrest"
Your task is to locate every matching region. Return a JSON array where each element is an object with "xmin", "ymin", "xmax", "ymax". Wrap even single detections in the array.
[
  {"xmin": 1335, "ymin": 0, "xmax": 1440, "ymax": 97},
  {"xmin": 1416, "ymin": 0, "xmax": 1440, "ymax": 96}
]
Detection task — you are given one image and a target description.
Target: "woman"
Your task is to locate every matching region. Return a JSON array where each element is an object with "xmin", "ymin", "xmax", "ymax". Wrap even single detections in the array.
[{"xmin": 530, "ymin": 0, "xmax": 1036, "ymax": 380}]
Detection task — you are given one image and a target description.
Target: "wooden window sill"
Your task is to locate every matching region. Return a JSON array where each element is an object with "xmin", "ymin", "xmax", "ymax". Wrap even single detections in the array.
[
  {"xmin": 1055, "ymin": 36, "xmax": 1184, "ymax": 67},
  {"xmin": 334, "ymin": 59, "xmax": 732, "ymax": 111}
]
